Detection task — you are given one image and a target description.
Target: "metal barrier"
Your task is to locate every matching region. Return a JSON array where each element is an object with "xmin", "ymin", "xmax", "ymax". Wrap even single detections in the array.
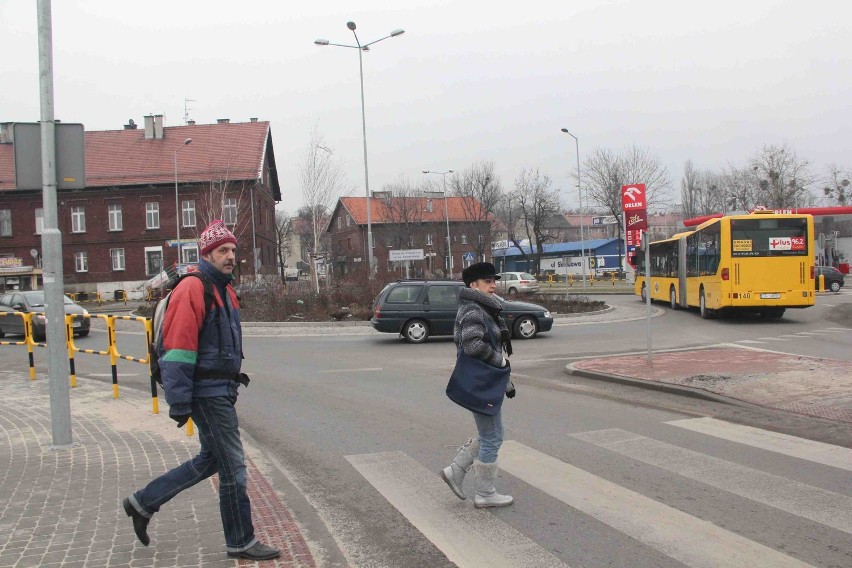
[{"xmin": 0, "ymin": 312, "xmax": 37, "ymax": 380}]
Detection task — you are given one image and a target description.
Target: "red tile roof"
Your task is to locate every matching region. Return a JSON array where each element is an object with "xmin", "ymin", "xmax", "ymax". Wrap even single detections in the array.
[
  {"xmin": 338, "ymin": 196, "xmax": 491, "ymax": 225},
  {"xmin": 0, "ymin": 121, "xmax": 271, "ymax": 191}
]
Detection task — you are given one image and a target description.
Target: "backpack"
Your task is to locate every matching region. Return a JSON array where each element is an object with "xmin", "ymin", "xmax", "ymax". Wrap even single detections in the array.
[{"xmin": 149, "ymin": 272, "xmax": 217, "ymax": 385}]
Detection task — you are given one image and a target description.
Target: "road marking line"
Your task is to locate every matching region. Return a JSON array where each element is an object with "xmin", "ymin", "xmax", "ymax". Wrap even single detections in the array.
[
  {"xmin": 345, "ymin": 451, "xmax": 569, "ymax": 568},
  {"xmin": 737, "ymin": 339, "xmax": 768, "ymax": 344},
  {"xmin": 500, "ymin": 441, "xmax": 814, "ymax": 568},
  {"xmin": 570, "ymin": 429, "xmax": 852, "ymax": 534},
  {"xmin": 319, "ymin": 368, "xmax": 383, "ymax": 374},
  {"xmin": 759, "ymin": 337, "xmax": 790, "ymax": 341},
  {"xmin": 666, "ymin": 417, "xmax": 852, "ymax": 472}
]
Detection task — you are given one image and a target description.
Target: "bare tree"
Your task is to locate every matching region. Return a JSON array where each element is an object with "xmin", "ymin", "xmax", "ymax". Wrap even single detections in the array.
[
  {"xmin": 513, "ymin": 168, "xmax": 561, "ymax": 273},
  {"xmin": 823, "ymin": 164, "xmax": 850, "ymax": 206},
  {"xmin": 492, "ymin": 192, "xmax": 529, "ymax": 268},
  {"xmin": 273, "ymin": 209, "xmax": 295, "ymax": 286},
  {"xmin": 446, "ymin": 161, "xmax": 504, "ymax": 259},
  {"xmin": 749, "ymin": 144, "xmax": 813, "ymax": 209},
  {"xmin": 680, "ymin": 160, "xmax": 700, "ymax": 218},
  {"xmin": 298, "ymin": 129, "xmax": 346, "ymax": 292},
  {"xmin": 681, "ymin": 161, "xmax": 726, "ymax": 217},
  {"xmin": 582, "ymin": 145, "xmax": 671, "ymax": 268}
]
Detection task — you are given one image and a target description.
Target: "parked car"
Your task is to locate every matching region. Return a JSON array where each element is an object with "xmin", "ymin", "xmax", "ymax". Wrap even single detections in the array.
[
  {"xmin": 371, "ymin": 280, "xmax": 554, "ymax": 343},
  {"xmin": 815, "ymin": 266, "xmax": 845, "ymax": 293},
  {"xmin": 495, "ymin": 272, "xmax": 540, "ymax": 296},
  {"xmin": 0, "ymin": 291, "xmax": 90, "ymax": 341}
]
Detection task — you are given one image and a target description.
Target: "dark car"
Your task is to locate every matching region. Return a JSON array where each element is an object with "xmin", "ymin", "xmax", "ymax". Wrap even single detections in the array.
[
  {"xmin": 371, "ymin": 280, "xmax": 554, "ymax": 343},
  {"xmin": 815, "ymin": 266, "xmax": 844, "ymax": 293},
  {"xmin": 0, "ymin": 291, "xmax": 91, "ymax": 341}
]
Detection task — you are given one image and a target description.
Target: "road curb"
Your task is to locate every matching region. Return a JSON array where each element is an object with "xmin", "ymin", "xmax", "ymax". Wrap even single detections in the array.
[{"xmin": 564, "ymin": 361, "xmax": 743, "ymax": 405}]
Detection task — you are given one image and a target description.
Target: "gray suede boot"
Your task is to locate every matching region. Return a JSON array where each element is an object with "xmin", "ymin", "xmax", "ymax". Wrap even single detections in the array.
[
  {"xmin": 440, "ymin": 438, "xmax": 480, "ymax": 500},
  {"xmin": 473, "ymin": 460, "xmax": 514, "ymax": 508}
]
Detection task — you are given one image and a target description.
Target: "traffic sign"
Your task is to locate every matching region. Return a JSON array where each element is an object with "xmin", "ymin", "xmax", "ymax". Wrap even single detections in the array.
[
  {"xmin": 464, "ymin": 252, "xmax": 475, "ymax": 261},
  {"xmin": 389, "ymin": 249, "xmax": 425, "ymax": 262}
]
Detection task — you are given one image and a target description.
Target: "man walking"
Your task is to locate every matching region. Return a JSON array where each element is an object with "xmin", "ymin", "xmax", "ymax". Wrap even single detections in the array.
[{"xmin": 123, "ymin": 220, "xmax": 280, "ymax": 561}]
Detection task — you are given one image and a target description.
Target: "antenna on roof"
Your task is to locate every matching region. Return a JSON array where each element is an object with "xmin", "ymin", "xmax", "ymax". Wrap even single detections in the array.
[{"xmin": 183, "ymin": 98, "xmax": 196, "ymax": 125}]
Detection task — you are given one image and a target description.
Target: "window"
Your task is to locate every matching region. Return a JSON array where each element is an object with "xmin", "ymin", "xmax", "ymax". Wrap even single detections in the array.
[
  {"xmin": 181, "ymin": 243, "xmax": 199, "ymax": 264},
  {"xmin": 461, "ymin": 234, "xmax": 468, "ymax": 244},
  {"xmin": 108, "ymin": 204, "xmax": 123, "ymax": 231},
  {"xmin": 0, "ymin": 209, "xmax": 11, "ymax": 236},
  {"xmin": 74, "ymin": 251, "xmax": 88, "ymax": 272},
  {"xmin": 347, "ymin": 216, "xmax": 352, "ymax": 227},
  {"xmin": 110, "ymin": 248, "xmax": 125, "ymax": 271},
  {"xmin": 337, "ymin": 217, "xmax": 342, "ymax": 229},
  {"xmin": 426, "ymin": 234, "xmax": 433, "ymax": 246},
  {"xmin": 426, "ymin": 200, "xmax": 434, "ymax": 213},
  {"xmin": 145, "ymin": 202, "xmax": 159, "ymax": 229},
  {"xmin": 145, "ymin": 247, "xmax": 163, "ymax": 276},
  {"xmin": 223, "ymin": 197, "xmax": 237, "ymax": 225},
  {"xmin": 35, "ymin": 208, "xmax": 43, "ymax": 235},
  {"xmin": 181, "ymin": 200, "xmax": 196, "ymax": 228},
  {"xmin": 385, "ymin": 285, "xmax": 422, "ymax": 303},
  {"xmin": 426, "ymin": 285, "xmax": 458, "ymax": 305},
  {"xmin": 70, "ymin": 206, "xmax": 86, "ymax": 233}
]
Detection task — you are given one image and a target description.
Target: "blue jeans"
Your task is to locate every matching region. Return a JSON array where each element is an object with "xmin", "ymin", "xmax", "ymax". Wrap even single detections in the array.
[
  {"xmin": 473, "ymin": 410, "xmax": 503, "ymax": 463},
  {"xmin": 130, "ymin": 396, "xmax": 257, "ymax": 553}
]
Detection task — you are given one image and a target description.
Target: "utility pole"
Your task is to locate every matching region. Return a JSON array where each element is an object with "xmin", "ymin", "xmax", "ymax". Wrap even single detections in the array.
[{"xmin": 38, "ymin": 0, "xmax": 73, "ymax": 447}]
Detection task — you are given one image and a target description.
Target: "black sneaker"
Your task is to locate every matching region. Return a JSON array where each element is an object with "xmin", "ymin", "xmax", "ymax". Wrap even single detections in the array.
[
  {"xmin": 227, "ymin": 542, "xmax": 281, "ymax": 560},
  {"xmin": 122, "ymin": 497, "xmax": 150, "ymax": 546}
]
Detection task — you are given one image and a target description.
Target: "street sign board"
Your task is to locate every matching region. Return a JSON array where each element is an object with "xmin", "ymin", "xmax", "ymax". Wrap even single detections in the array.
[
  {"xmin": 621, "ymin": 184, "xmax": 646, "ymax": 210},
  {"xmin": 13, "ymin": 122, "xmax": 86, "ymax": 190},
  {"xmin": 592, "ymin": 215, "xmax": 618, "ymax": 225},
  {"xmin": 389, "ymin": 249, "xmax": 425, "ymax": 262},
  {"xmin": 464, "ymin": 252, "xmax": 476, "ymax": 261}
]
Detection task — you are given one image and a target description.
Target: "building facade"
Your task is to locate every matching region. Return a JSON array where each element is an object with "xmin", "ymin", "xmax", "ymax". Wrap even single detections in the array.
[
  {"xmin": 326, "ymin": 194, "xmax": 493, "ymax": 279},
  {"xmin": 0, "ymin": 116, "xmax": 281, "ymax": 296}
]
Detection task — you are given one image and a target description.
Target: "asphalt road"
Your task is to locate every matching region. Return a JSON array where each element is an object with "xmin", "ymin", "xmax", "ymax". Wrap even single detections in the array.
[{"xmin": 4, "ymin": 291, "xmax": 851, "ymax": 567}]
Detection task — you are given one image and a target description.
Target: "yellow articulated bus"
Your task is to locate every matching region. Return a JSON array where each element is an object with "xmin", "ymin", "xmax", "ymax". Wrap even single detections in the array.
[{"xmin": 634, "ymin": 210, "xmax": 815, "ymax": 319}]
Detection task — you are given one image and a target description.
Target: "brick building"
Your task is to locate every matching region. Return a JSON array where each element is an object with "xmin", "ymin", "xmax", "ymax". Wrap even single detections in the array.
[
  {"xmin": 0, "ymin": 116, "xmax": 281, "ymax": 296},
  {"xmin": 327, "ymin": 194, "xmax": 493, "ymax": 279}
]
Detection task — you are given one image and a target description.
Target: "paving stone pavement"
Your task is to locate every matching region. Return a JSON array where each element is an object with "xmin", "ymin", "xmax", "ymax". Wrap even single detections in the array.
[{"xmin": 0, "ymin": 371, "xmax": 317, "ymax": 568}]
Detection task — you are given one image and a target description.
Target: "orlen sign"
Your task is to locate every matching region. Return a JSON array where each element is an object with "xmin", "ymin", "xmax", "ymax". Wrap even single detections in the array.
[{"xmin": 621, "ymin": 184, "xmax": 646, "ymax": 210}]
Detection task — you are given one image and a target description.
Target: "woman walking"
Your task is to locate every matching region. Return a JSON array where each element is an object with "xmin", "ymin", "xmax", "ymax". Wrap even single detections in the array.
[{"xmin": 441, "ymin": 262, "xmax": 516, "ymax": 508}]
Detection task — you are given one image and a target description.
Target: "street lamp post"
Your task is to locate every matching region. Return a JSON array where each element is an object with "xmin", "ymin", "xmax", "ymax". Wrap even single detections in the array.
[
  {"xmin": 174, "ymin": 137, "xmax": 192, "ymax": 269},
  {"xmin": 560, "ymin": 128, "xmax": 586, "ymax": 293},
  {"xmin": 315, "ymin": 22, "xmax": 405, "ymax": 277},
  {"xmin": 423, "ymin": 170, "xmax": 454, "ymax": 277}
]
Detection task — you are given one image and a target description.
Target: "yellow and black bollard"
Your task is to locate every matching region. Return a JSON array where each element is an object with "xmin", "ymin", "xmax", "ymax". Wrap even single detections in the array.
[{"xmin": 65, "ymin": 315, "xmax": 77, "ymax": 388}]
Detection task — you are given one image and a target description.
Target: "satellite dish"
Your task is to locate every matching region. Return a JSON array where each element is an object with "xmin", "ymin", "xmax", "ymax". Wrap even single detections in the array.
[{"xmin": 30, "ymin": 249, "xmax": 38, "ymax": 259}]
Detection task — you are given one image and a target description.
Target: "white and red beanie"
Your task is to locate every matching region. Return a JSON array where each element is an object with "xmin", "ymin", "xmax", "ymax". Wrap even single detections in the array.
[{"xmin": 199, "ymin": 220, "xmax": 237, "ymax": 255}]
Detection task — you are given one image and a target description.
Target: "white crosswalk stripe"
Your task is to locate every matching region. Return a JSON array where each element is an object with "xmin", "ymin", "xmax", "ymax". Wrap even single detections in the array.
[
  {"xmin": 347, "ymin": 418, "xmax": 852, "ymax": 567},
  {"xmin": 345, "ymin": 451, "xmax": 569, "ymax": 568},
  {"xmin": 666, "ymin": 417, "xmax": 852, "ymax": 471},
  {"xmin": 500, "ymin": 440, "xmax": 814, "ymax": 568},
  {"xmin": 569, "ymin": 428, "xmax": 852, "ymax": 534}
]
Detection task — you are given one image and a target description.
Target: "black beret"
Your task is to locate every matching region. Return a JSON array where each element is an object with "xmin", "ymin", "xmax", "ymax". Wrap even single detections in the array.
[{"xmin": 462, "ymin": 262, "xmax": 501, "ymax": 285}]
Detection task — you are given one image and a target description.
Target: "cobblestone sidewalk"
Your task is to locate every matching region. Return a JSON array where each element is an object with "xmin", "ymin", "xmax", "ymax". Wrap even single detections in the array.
[{"xmin": 0, "ymin": 372, "xmax": 316, "ymax": 567}]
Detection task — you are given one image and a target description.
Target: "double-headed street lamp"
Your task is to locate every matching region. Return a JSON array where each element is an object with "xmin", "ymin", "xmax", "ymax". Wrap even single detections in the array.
[
  {"xmin": 422, "ymin": 170, "xmax": 454, "ymax": 277},
  {"xmin": 560, "ymin": 128, "xmax": 586, "ymax": 292},
  {"xmin": 315, "ymin": 22, "xmax": 405, "ymax": 277},
  {"xmin": 174, "ymin": 137, "xmax": 192, "ymax": 267}
]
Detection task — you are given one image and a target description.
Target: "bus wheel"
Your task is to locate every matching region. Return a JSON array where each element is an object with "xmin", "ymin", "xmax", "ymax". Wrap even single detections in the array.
[
  {"xmin": 640, "ymin": 283, "xmax": 647, "ymax": 303},
  {"xmin": 670, "ymin": 287, "xmax": 678, "ymax": 310},
  {"xmin": 699, "ymin": 289, "xmax": 713, "ymax": 319},
  {"xmin": 761, "ymin": 308, "xmax": 785, "ymax": 319}
]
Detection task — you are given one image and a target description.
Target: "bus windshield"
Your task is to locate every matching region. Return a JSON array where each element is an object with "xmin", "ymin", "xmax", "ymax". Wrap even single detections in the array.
[{"xmin": 730, "ymin": 218, "xmax": 808, "ymax": 257}]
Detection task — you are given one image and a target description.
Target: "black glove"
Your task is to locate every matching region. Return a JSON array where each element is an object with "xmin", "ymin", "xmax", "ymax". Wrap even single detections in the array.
[
  {"xmin": 506, "ymin": 380, "xmax": 516, "ymax": 399},
  {"xmin": 235, "ymin": 373, "xmax": 251, "ymax": 387},
  {"xmin": 171, "ymin": 414, "xmax": 191, "ymax": 428}
]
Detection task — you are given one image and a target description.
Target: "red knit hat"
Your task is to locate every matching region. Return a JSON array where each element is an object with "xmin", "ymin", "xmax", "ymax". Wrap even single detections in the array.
[{"xmin": 199, "ymin": 220, "xmax": 237, "ymax": 255}]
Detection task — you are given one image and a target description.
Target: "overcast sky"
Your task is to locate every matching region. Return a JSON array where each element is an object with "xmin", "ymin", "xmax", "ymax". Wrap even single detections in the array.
[{"xmin": 3, "ymin": 0, "xmax": 850, "ymax": 213}]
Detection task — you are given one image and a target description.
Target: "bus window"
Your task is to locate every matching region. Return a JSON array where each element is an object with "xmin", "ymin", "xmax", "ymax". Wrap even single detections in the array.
[{"xmin": 730, "ymin": 218, "xmax": 808, "ymax": 257}]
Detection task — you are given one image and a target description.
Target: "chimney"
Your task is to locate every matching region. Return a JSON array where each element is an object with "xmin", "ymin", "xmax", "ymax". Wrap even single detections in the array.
[
  {"xmin": 124, "ymin": 118, "xmax": 137, "ymax": 130},
  {"xmin": 154, "ymin": 114, "xmax": 164, "ymax": 139},
  {"xmin": 249, "ymin": 117, "xmax": 258, "ymax": 122},
  {"xmin": 187, "ymin": 120, "xmax": 196, "ymax": 126},
  {"xmin": 144, "ymin": 115, "xmax": 155, "ymax": 139},
  {"xmin": 216, "ymin": 118, "xmax": 230, "ymax": 124},
  {"xmin": 0, "ymin": 123, "xmax": 13, "ymax": 144}
]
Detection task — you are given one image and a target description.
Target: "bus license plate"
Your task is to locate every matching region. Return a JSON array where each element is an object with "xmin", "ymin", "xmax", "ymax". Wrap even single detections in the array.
[{"xmin": 760, "ymin": 293, "xmax": 781, "ymax": 299}]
